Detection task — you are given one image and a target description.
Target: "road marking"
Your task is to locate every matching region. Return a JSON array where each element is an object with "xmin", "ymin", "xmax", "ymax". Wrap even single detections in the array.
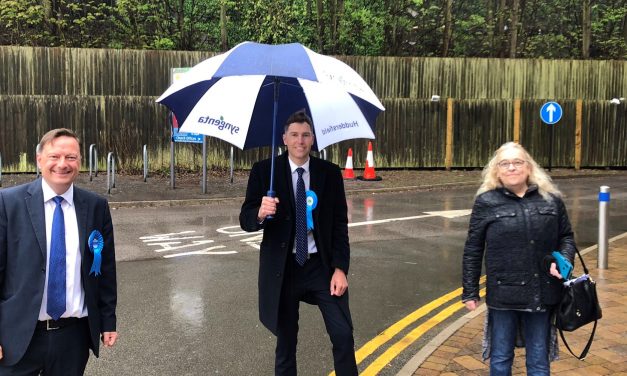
[
  {"xmin": 360, "ymin": 288, "xmax": 487, "ymax": 376},
  {"xmin": 216, "ymin": 225, "xmax": 256, "ymax": 237},
  {"xmin": 216, "ymin": 209, "xmax": 471, "ymax": 249},
  {"xmin": 148, "ymin": 239, "xmax": 218, "ymax": 253},
  {"xmin": 423, "ymin": 209, "xmax": 473, "ymax": 218},
  {"xmin": 354, "ymin": 276, "xmax": 486, "ymax": 365},
  {"xmin": 328, "ymin": 276, "xmax": 486, "ymax": 376},
  {"xmin": 163, "ymin": 246, "xmax": 235, "ymax": 258},
  {"xmin": 140, "ymin": 231, "xmax": 198, "ymax": 239},
  {"xmin": 140, "ymin": 230, "xmax": 236, "ymax": 258}
]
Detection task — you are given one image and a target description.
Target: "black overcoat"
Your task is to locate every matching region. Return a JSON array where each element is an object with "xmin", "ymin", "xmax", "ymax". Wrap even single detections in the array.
[{"xmin": 240, "ymin": 153, "xmax": 351, "ymax": 334}]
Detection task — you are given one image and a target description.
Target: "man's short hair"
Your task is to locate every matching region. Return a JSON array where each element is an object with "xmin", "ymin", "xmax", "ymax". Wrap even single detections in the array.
[
  {"xmin": 284, "ymin": 110, "xmax": 313, "ymax": 133},
  {"xmin": 38, "ymin": 128, "xmax": 81, "ymax": 154}
]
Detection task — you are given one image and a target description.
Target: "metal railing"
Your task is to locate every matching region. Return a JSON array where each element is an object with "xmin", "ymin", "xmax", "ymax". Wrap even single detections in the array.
[
  {"xmin": 89, "ymin": 144, "xmax": 98, "ymax": 181},
  {"xmin": 143, "ymin": 144, "xmax": 148, "ymax": 182},
  {"xmin": 107, "ymin": 152, "xmax": 116, "ymax": 194},
  {"xmin": 35, "ymin": 145, "xmax": 40, "ymax": 178}
]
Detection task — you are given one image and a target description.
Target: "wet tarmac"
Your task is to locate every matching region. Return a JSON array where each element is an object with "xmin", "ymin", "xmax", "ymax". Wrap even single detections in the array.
[
  {"xmin": 75, "ymin": 175, "xmax": 627, "ymax": 375},
  {"xmin": 2, "ymin": 170, "xmax": 625, "ymax": 374}
]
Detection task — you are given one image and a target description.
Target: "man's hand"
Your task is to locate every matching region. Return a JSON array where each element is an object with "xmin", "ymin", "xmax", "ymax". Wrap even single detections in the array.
[
  {"xmin": 330, "ymin": 268, "xmax": 348, "ymax": 296},
  {"xmin": 464, "ymin": 300, "xmax": 478, "ymax": 311},
  {"xmin": 102, "ymin": 332, "xmax": 118, "ymax": 348},
  {"xmin": 257, "ymin": 196, "xmax": 280, "ymax": 222},
  {"xmin": 0, "ymin": 344, "xmax": 3, "ymax": 360},
  {"xmin": 549, "ymin": 262, "xmax": 563, "ymax": 280}
]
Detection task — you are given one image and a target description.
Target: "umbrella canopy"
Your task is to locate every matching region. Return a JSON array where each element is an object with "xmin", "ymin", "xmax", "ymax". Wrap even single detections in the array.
[{"xmin": 156, "ymin": 41, "xmax": 385, "ymax": 151}]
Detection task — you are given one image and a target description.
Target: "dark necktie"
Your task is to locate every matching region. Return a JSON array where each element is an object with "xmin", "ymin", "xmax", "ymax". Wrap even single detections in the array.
[
  {"xmin": 47, "ymin": 196, "xmax": 66, "ymax": 320},
  {"xmin": 295, "ymin": 167, "xmax": 308, "ymax": 266}
]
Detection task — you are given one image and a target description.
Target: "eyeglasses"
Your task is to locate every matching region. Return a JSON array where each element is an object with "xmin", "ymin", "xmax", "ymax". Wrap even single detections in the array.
[{"xmin": 497, "ymin": 159, "xmax": 526, "ymax": 170}]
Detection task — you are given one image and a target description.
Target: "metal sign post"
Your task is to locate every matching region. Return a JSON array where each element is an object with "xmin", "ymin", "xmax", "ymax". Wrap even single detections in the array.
[
  {"xmin": 202, "ymin": 136, "xmax": 207, "ymax": 194},
  {"xmin": 169, "ymin": 67, "xmax": 204, "ymax": 190},
  {"xmin": 230, "ymin": 146, "xmax": 234, "ymax": 184},
  {"xmin": 539, "ymin": 101, "xmax": 563, "ymax": 171}
]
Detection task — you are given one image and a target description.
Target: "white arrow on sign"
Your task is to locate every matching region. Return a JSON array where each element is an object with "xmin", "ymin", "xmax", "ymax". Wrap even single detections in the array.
[{"xmin": 546, "ymin": 103, "xmax": 556, "ymax": 123}]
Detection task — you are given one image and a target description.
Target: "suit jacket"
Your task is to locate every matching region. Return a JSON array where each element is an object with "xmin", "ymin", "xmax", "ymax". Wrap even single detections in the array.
[
  {"xmin": 0, "ymin": 179, "xmax": 117, "ymax": 366},
  {"xmin": 240, "ymin": 153, "xmax": 351, "ymax": 335}
]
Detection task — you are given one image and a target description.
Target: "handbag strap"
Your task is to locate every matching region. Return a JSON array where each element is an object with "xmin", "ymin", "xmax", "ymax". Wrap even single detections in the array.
[
  {"xmin": 559, "ymin": 247, "xmax": 595, "ymax": 359},
  {"xmin": 573, "ymin": 247, "xmax": 589, "ymax": 275},
  {"xmin": 558, "ymin": 319, "xmax": 597, "ymax": 360}
]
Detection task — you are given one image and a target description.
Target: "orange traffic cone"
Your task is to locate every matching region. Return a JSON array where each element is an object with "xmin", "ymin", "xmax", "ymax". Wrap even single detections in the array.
[
  {"xmin": 343, "ymin": 148, "xmax": 355, "ymax": 179},
  {"xmin": 358, "ymin": 142, "xmax": 382, "ymax": 181}
]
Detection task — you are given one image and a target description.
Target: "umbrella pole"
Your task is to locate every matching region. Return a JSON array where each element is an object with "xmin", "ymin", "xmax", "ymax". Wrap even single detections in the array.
[{"xmin": 267, "ymin": 77, "xmax": 279, "ymax": 218}]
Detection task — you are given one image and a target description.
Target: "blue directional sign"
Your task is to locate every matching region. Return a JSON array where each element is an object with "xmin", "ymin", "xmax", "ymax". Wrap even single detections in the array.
[
  {"xmin": 170, "ymin": 67, "xmax": 204, "ymax": 143},
  {"xmin": 540, "ymin": 101, "xmax": 562, "ymax": 125}
]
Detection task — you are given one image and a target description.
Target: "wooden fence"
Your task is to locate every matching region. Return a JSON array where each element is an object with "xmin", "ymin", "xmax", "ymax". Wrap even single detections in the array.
[{"xmin": 0, "ymin": 46, "xmax": 625, "ymax": 171}]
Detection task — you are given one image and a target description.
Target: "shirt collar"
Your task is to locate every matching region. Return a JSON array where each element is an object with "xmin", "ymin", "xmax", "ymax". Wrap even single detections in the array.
[
  {"xmin": 288, "ymin": 157, "xmax": 310, "ymax": 174},
  {"xmin": 41, "ymin": 179, "xmax": 74, "ymax": 206}
]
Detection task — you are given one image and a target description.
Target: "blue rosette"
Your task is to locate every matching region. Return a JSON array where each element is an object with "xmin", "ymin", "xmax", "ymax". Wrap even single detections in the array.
[
  {"xmin": 88, "ymin": 230, "xmax": 104, "ymax": 276},
  {"xmin": 306, "ymin": 190, "xmax": 318, "ymax": 231}
]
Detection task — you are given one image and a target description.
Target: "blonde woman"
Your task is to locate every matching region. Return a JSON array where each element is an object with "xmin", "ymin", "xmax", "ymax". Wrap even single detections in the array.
[{"xmin": 462, "ymin": 142, "xmax": 576, "ymax": 375}]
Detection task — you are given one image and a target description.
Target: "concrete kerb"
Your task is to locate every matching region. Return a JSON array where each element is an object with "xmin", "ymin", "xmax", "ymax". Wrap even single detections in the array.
[{"xmin": 396, "ymin": 232, "xmax": 627, "ymax": 376}]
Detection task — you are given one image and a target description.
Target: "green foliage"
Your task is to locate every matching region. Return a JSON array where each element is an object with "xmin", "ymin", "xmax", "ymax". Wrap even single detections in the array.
[
  {"xmin": 0, "ymin": 0, "xmax": 624, "ymax": 59},
  {"xmin": 338, "ymin": 2, "xmax": 385, "ymax": 55},
  {"xmin": 0, "ymin": 0, "xmax": 52, "ymax": 45},
  {"xmin": 590, "ymin": 2, "xmax": 627, "ymax": 58}
]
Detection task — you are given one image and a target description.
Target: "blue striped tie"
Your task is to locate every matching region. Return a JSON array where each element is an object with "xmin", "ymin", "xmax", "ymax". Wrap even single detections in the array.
[
  {"xmin": 47, "ymin": 196, "xmax": 66, "ymax": 320},
  {"xmin": 295, "ymin": 168, "xmax": 308, "ymax": 266}
]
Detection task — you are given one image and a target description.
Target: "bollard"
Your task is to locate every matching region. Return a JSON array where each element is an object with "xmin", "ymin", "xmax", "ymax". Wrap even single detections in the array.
[
  {"xmin": 598, "ymin": 186, "xmax": 610, "ymax": 269},
  {"xmin": 89, "ymin": 144, "xmax": 98, "ymax": 181},
  {"xmin": 107, "ymin": 152, "xmax": 116, "ymax": 194},
  {"xmin": 143, "ymin": 144, "xmax": 148, "ymax": 182}
]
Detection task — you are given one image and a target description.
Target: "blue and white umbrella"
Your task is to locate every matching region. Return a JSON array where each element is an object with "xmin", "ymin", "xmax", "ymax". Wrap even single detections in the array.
[{"xmin": 156, "ymin": 41, "xmax": 385, "ymax": 193}]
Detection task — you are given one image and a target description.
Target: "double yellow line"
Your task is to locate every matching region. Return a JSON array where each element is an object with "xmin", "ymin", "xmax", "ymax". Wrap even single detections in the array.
[{"xmin": 331, "ymin": 276, "xmax": 486, "ymax": 376}]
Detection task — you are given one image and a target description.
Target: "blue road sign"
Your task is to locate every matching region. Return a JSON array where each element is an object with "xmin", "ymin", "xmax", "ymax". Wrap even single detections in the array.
[{"xmin": 540, "ymin": 101, "xmax": 562, "ymax": 125}]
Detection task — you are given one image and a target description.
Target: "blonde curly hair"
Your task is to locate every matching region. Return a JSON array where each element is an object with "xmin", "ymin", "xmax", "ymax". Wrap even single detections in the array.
[{"xmin": 476, "ymin": 142, "xmax": 561, "ymax": 200}]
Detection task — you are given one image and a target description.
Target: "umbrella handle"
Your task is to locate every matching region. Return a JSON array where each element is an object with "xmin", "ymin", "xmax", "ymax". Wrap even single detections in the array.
[
  {"xmin": 266, "ymin": 190, "xmax": 276, "ymax": 220},
  {"xmin": 266, "ymin": 77, "xmax": 280, "ymax": 221}
]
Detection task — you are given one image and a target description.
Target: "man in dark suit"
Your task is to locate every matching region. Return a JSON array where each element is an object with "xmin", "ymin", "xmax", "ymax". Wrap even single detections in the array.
[
  {"xmin": 240, "ymin": 110, "xmax": 358, "ymax": 376},
  {"xmin": 0, "ymin": 128, "xmax": 117, "ymax": 375}
]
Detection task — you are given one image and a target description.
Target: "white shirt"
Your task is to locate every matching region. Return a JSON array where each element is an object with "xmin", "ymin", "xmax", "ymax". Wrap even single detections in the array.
[
  {"xmin": 288, "ymin": 157, "xmax": 317, "ymax": 255},
  {"xmin": 39, "ymin": 180, "xmax": 88, "ymax": 320}
]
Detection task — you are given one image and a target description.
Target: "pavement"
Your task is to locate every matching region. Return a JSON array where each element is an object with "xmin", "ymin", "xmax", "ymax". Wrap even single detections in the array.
[
  {"xmin": 402, "ymin": 234, "xmax": 627, "ymax": 376},
  {"xmin": 1, "ymin": 167, "xmax": 626, "ymax": 375}
]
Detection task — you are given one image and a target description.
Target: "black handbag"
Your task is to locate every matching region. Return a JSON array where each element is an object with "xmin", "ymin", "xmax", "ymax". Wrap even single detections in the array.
[{"xmin": 552, "ymin": 248, "xmax": 602, "ymax": 360}]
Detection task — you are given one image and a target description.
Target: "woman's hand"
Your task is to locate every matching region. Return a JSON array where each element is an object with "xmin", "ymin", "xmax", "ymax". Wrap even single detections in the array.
[
  {"xmin": 549, "ymin": 262, "xmax": 564, "ymax": 280},
  {"xmin": 464, "ymin": 300, "xmax": 478, "ymax": 311}
]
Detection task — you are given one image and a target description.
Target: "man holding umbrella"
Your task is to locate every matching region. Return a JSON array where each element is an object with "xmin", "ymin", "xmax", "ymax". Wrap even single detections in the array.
[{"xmin": 240, "ymin": 110, "xmax": 358, "ymax": 375}]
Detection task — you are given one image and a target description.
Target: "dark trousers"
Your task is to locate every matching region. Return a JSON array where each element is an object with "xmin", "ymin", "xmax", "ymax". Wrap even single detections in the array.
[
  {"xmin": 275, "ymin": 253, "xmax": 358, "ymax": 376},
  {"xmin": 0, "ymin": 319, "xmax": 90, "ymax": 376}
]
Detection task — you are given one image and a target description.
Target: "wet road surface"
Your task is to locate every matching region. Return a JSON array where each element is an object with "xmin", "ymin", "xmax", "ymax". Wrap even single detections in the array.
[{"xmin": 87, "ymin": 176, "xmax": 627, "ymax": 375}]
